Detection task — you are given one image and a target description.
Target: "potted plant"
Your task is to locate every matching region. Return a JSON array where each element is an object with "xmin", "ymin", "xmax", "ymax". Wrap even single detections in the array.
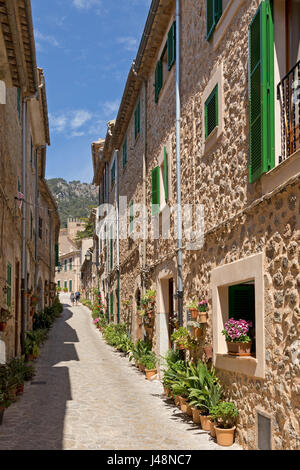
[
  {"xmin": 0, "ymin": 391, "xmax": 11, "ymax": 425},
  {"xmin": 197, "ymin": 299, "xmax": 208, "ymax": 323},
  {"xmin": 210, "ymin": 401, "xmax": 239, "ymax": 446},
  {"xmin": 171, "ymin": 327, "xmax": 193, "ymax": 351},
  {"xmin": 0, "ymin": 309, "xmax": 12, "ymax": 332},
  {"xmin": 187, "ymin": 300, "xmax": 199, "ymax": 319},
  {"xmin": 187, "ymin": 321, "xmax": 203, "ymax": 340},
  {"xmin": 144, "ymin": 352, "xmax": 158, "ymax": 380},
  {"xmin": 222, "ymin": 318, "xmax": 253, "ymax": 356}
]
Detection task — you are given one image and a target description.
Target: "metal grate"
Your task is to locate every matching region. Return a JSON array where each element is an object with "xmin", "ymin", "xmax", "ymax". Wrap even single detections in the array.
[{"xmin": 257, "ymin": 412, "xmax": 271, "ymax": 450}]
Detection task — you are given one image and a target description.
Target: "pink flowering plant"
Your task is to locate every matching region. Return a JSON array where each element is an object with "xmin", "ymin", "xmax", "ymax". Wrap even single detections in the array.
[
  {"xmin": 222, "ymin": 318, "xmax": 252, "ymax": 343},
  {"xmin": 197, "ymin": 299, "xmax": 208, "ymax": 312}
]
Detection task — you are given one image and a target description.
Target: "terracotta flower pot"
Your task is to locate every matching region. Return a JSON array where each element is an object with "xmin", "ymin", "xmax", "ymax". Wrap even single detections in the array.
[
  {"xmin": 17, "ymin": 384, "xmax": 24, "ymax": 395},
  {"xmin": 193, "ymin": 326, "xmax": 203, "ymax": 340},
  {"xmin": 198, "ymin": 312, "xmax": 208, "ymax": 323},
  {"xmin": 179, "ymin": 396, "xmax": 188, "ymax": 413},
  {"xmin": 200, "ymin": 414, "xmax": 211, "ymax": 431},
  {"xmin": 227, "ymin": 341, "xmax": 252, "ymax": 356},
  {"xmin": 145, "ymin": 368, "xmax": 157, "ymax": 380},
  {"xmin": 215, "ymin": 426, "xmax": 236, "ymax": 447},
  {"xmin": 0, "ymin": 322, "xmax": 7, "ymax": 332},
  {"xmin": 178, "ymin": 344, "xmax": 186, "ymax": 351},
  {"xmin": 191, "ymin": 407, "xmax": 201, "ymax": 424},
  {"xmin": 186, "ymin": 403, "xmax": 193, "ymax": 417},
  {"xmin": 174, "ymin": 395, "xmax": 181, "ymax": 407},
  {"xmin": 210, "ymin": 419, "xmax": 216, "ymax": 438},
  {"xmin": 190, "ymin": 308, "xmax": 198, "ymax": 320}
]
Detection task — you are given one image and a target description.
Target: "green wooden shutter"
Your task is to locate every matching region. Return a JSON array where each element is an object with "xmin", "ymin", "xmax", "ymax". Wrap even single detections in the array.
[
  {"xmin": 151, "ymin": 166, "xmax": 160, "ymax": 215},
  {"xmin": 206, "ymin": 0, "xmax": 222, "ymax": 40},
  {"xmin": 55, "ymin": 244, "xmax": 59, "ymax": 266},
  {"xmin": 7, "ymin": 263, "xmax": 12, "ymax": 307},
  {"xmin": 207, "ymin": 0, "xmax": 215, "ymax": 40},
  {"xmin": 167, "ymin": 22, "xmax": 176, "ymax": 70},
  {"xmin": 110, "ymin": 225, "xmax": 113, "ymax": 269},
  {"xmin": 205, "ymin": 85, "xmax": 218, "ymax": 139},
  {"xmin": 228, "ymin": 284, "xmax": 255, "ymax": 324},
  {"xmin": 155, "ymin": 60, "xmax": 163, "ymax": 102},
  {"xmin": 215, "ymin": 0, "xmax": 222, "ymax": 23},
  {"xmin": 69, "ymin": 280, "xmax": 72, "ymax": 292},
  {"xmin": 249, "ymin": 1, "xmax": 275, "ymax": 183},
  {"xmin": 110, "ymin": 291, "xmax": 114, "ymax": 318},
  {"xmin": 163, "ymin": 147, "xmax": 168, "ymax": 201},
  {"xmin": 134, "ymin": 101, "xmax": 141, "ymax": 139}
]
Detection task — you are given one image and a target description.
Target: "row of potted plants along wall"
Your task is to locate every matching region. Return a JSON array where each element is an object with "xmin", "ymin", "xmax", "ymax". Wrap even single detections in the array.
[{"xmin": 0, "ymin": 297, "xmax": 63, "ymax": 425}]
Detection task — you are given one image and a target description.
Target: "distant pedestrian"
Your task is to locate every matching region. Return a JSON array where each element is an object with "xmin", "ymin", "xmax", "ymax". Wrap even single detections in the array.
[
  {"xmin": 70, "ymin": 292, "xmax": 75, "ymax": 307},
  {"xmin": 75, "ymin": 291, "xmax": 81, "ymax": 305}
]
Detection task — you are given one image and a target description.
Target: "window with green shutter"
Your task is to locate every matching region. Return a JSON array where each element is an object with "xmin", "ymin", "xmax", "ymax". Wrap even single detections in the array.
[
  {"xmin": 122, "ymin": 136, "xmax": 128, "ymax": 167},
  {"xmin": 206, "ymin": 0, "xmax": 222, "ymax": 41},
  {"xmin": 134, "ymin": 100, "xmax": 141, "ymax": 140},
  {"xmin": 110, "ymin": 291, "xmax": 114, "ymax": 319},
  {"xmin": 163, "ymin": 147, "xmax": 168, "ymax": 202},
  {"xmin": 228, "ymin": 283, "xmax": 256, "ymax": 354},
  {"xmin": 205, "ymin": 85, "xmax": 218, "ymax": 139},
  {"xmin": 167, "ymin": 22, "xmax": 176, "ymax": 70},
  {"xmin": 57, "ymin": 280, "xmax": 61, "ymax": 288},
  {"xmin": 151, "ymin": 166, "xmax": 160, "ymax": 215},
  {"xmin": 110, "ymin": 225, "xmax": 113, "ymax": 270},
  {"xmin": 249, "ymin": 0, "xmax": 275, "ymax": 183},
  {"xmin": 69, "ymin": 258, "xmax": 73, "ymax": 270},
  {"xmin": 111, "ymin": 160, "xmax": 116, "ymax": 186},
  {"xmin": 129, "ymin": 201, "xmax": 134, "ymax": 233},
  {"xmin": 6, "ymin": 263, "xmax": 12, "ymax": 307},
  {"xmin": 64, "ymin": 259, "xmax": 67, "ymax": 272},
  {"xmin": 64, "ymin": 281, "xmax": 67, "ymax": 290},
  {"xmin": 155, "ymin": 59, "xmax": 163, "ymax": 103},
  {"xmin": 69, "ymin": 280, "xmax": 72, "ymax": 292},
  {"xmin": 55, "ymin": 244, "xmax": 59, "ymax": 266}
]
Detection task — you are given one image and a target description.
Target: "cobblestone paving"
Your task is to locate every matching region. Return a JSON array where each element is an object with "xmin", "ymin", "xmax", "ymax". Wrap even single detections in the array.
[{"xmin": 0, "ymin": 297, "xmax": 241, "ymax": 450}]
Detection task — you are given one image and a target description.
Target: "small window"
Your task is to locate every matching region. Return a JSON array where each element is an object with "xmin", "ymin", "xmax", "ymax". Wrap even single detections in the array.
[
  {"xmin": 57, "ymin": 281, "xmax": 61, "ymax": 288},
  {"xmin": 64, "ymin": 260, "xmax": 67, "ymax": 272},
  {"xmin": 69, "ymin": 258, "xmax": 73, "ymax": 270},
  {"xmin": 122, "ymin": 136, "xmax": 128, "ymax": 167},
  {"xmin": 134, "ymin": 100, "xmax": 141, "ymax": 140},
  {"xmin": 151, "ymin": 167, "xmax": 160, "ymax": 215},
  {"xmin": 64, "ymin": 281, "xmax": 67, "ymax": 290},
  {"xmin": 205, "ymin": 85, "xmax": 218, "ymax": 139},
  {"xmin": 111, "ymin": 160, "xmax": 116, "ymax": 187},
  {"xmin": 206, "ymin": 0, "xmax": 223, "ymax": 41},
  {"xmin": 69, "ymin": 280, "xmax": 72, "ymax": 292},
  {"xmin": 228, "ymin": 282, "xmax": 256, "ymax": 355}
]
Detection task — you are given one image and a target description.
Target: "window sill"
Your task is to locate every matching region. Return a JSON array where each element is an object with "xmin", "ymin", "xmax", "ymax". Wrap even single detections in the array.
[
  {"xmin": 261, "ymin": 147, "xmax": 300, "ymax": 195},
  {"xmin": 215, "ymin": 353, "xmax": 261, "ymax": 377},
  {"xmin": 203, "ymin": 126, "xmax": 221, "ymax": 155}
]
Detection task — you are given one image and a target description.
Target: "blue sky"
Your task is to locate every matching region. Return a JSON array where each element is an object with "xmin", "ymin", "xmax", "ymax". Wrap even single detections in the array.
[{"xmin": 31, "ymin": 0, "xmax": 150, "ymax": 183}]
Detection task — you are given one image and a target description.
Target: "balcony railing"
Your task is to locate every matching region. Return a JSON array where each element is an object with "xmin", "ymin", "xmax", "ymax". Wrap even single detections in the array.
[{"xmin": 277, "ymin": 60, "xmax": 300, "ymax": 163}]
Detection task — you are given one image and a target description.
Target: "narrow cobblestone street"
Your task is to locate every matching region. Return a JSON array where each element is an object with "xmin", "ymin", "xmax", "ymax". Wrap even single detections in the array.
[{"xmin": 0, "ymin": 296, "xmax": 240, "ymax": 450}]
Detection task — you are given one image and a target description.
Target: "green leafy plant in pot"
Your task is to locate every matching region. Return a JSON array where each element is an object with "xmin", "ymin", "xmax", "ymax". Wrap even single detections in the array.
[
  {"xmin": 210, "ymin": 401, "xmax": 239, "ymax": 446},
  {"xmin": 171, "ymin": 327, "xmax": 194, "ymax": 351}
]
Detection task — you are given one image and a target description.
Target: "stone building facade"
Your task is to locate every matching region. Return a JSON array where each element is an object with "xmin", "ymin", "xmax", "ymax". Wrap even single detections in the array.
[
  {"xmin": 0, "ymin": 0, "xmax": 60, "ymax": 362},
  {"xmin": 92, "ymin": 0, "xmax": 300, "ymax": 450},
  {"xmin": 55, "ymin": 218, "xmax": 84, "ymax": 295}
]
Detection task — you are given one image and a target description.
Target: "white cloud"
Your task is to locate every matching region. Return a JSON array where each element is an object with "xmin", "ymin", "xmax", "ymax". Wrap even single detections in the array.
[
  {"xmin": 49, "ymin": 113, "xmax": 68, "ymax": 133},
  {"xmin": 103, "ymin": 100, "xmax": 120, "ymax": 118},
  {"xmin": 70, "ymin": 110, "xmax": 92, "ymax": 129},
  {"xmin": 35, "ymin": 29, "xmax": 60, "ymax": 49},
  {"xmin": 116, "ymin": 36, "xmax": 139, "ymax": 52},
  {"xmin": 72, "ymin": 0, "xmax": 102, "ymax": 10}
]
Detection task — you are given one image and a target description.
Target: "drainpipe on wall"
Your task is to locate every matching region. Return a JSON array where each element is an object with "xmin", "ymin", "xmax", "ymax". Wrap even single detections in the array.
[
  {"xmin": 115, "ymin": 150, "xmax": 120, "ymax": 323},
  {"xmin": 49, "ymin": 209, "xmax": 53, "ymax": 303},
  {"xmin": 175, "ymin": 0, "xmax": 183, "ymax": 327}
]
